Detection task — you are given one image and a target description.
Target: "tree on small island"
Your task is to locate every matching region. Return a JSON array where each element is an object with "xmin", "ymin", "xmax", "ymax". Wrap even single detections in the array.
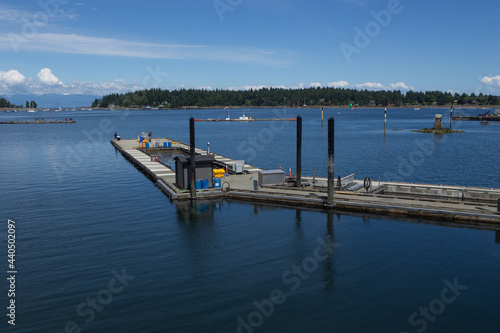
[
  {"xmin": 411, "ymin": 114, "xmax": 465, "ymax": 133},
  {"xmin": 0, "ymin": 97, "xmax": 20, "ymax": 108}
]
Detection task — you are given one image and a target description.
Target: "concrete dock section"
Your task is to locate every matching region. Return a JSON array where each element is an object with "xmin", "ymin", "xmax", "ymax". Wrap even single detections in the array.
[
  {"xmin": 0, "ymin": 120, "xmax": 76, "ymax": 124},
  {"xmin": 111, "ymin": 137, "xmax": 500, "ymax": 227}
]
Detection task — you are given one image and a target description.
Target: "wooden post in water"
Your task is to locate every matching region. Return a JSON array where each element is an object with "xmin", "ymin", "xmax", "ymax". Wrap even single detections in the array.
[
  {"xmin": 384, "ymin": 107, "xmax": 387, "ymax": 134},
  {"xmin": 296, "ymin": 115, "xmax": 302, "ymax": 188},
  {"xmin": 326, "ymin": 117, "xmax": 335, "ymax": 207},
  {"xmin": 189, "ymin": 117, "xmax": 196, "ymax": 200},
  {"xmin": 450, "ymin": 105, "xmax": 453, "ymax": 129}
]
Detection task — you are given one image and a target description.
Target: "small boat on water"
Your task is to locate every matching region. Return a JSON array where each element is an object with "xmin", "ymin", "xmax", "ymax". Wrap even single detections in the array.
[
  {"xmin": 27, "ymin": 109, "xmax": 36, "ymax": 113},
  {"xmin": 238, "ymin": 114, "xmax": 251, "ymax": 121},
  {"xmin": 480, "ymin": 120, "xmax": 491, "ymax": 125}
]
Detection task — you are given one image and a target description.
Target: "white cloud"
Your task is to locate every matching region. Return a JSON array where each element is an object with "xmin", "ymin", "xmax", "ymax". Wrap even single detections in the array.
[
  {"xmin": 352, "ymin": 82, "xmax": 386, "ymax": 90},
  {"xmin": 327, "ymin": 81, "xmax": 350, "ymax": 88},
  {"xmin": 0, "ymin": 68, "xmax": 143, "ymax": 96},
  {"xmin": 0, "ymin": 33, "xmax": 290, "ymax": 67},
  {"xmin": 0, "ymin": 4, "xmax": 77, "ymax": 25},
  {"xmin": 0, "ymin": 5, "xmax": 30, "ymax": 21},
  {"xmin": 480, "ymin": 75, "xmax": 500, "ymax": 87},
  {"xmin": 226, "ymin": 81, "xmax": 415, "ymax": 92},
  {"xmin": 227, "ymin": 85, "xmax": 270, "ymax": 91},
  {"xmin": 37, "ymin": 68, "xmax": 62, "ymax": 86},
  {"xmin": 0, "ymin": 69, "xmax": 417, "ymax": 96},
  {"xmin": 387, "ymin": 82, "xmax": 411, "ymax": 91},
  {"xmin": 0, "ymin": 69, "xmax": 26, "ymax": 86},
  {"xmin": 328, "ymin": 80, "xmax": 414, "ymax": 91}
]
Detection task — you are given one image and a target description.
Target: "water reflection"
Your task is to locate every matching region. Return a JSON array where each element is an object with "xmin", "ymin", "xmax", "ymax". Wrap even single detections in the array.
[
  {"xmin": 323, "ymin": 211, "xmax": 336, "ymax": 293},
  {"xmin": 292, "ymin": 209, "xmax": 306, "ymax": 269},
  {"xmin": 175, "ymin": 200, "xmax": 219, "ymax": 281}
]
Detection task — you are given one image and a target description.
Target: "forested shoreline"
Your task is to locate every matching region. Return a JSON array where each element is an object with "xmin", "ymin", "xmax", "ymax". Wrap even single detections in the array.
[{"xmin": 91, "ymin": 87, "xmax": 499, "ymax": 109}]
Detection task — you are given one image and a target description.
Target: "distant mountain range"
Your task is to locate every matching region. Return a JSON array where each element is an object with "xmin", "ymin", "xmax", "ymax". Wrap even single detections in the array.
[{"xmin": 5, "ymin": 94, "xmax": 101, "ymax": 108}]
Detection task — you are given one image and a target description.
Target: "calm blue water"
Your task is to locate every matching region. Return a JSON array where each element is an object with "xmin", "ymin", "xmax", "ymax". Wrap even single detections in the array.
[{"xmin": 1, "ymin": 108, "xmax": 499, "ymax": 332}]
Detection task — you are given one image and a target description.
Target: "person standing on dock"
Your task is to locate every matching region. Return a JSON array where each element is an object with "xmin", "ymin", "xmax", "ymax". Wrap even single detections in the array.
[
  {"xmin": 148, "ymin": 131, "xmax": 152, "ymax": 142},
  {"xmin": 114, "ymin": 132, "xmax": 118, "ymax": 139}
]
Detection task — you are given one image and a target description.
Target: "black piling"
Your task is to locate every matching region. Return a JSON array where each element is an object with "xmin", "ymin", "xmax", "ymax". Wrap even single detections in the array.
[
  {"xmin": 189, "ymin": 117, "xmax": 196, "ymax": 200},
  {"xmin": 296, "ymin": 115, "xmax": 302, "ymax": 188},
  {"xmin": 327, "ymin": 117, "xmax": 335, "ymax": 207}
]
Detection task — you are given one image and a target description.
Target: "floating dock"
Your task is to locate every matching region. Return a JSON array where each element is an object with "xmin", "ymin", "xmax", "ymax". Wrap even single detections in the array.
[
  {"xmin": 194, "ymin": 118, "xmax": 296, "ymax": 122},
  {"xmin": 111, "ymin": 138, "xmax": 500, "ymax": 228},
  {"xmin": 0, "ymin": 120, "xmax": 76, "ymax": 124},
  {"xmin": 452, "ymin": 115, "xmax": 500, "ymax": 121}
]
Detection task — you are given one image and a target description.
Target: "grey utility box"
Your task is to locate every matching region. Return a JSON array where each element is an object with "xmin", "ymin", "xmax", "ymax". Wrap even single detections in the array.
[
  {"xmin": 174, "ymin": 155, "xmax": 214, "ymax": 190},
  {"xmin": 258, "ymin": 169, "xmax": 285, "ymax": 185},
  {"xmin": 233, "ymin": 160, "xmax": 245, "ymax": 174}
]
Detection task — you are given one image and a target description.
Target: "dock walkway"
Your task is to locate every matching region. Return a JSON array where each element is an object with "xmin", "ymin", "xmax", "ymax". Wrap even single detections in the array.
[
  {"xmin": 111, "ymin": 138, "xmax": 500, "ymax": 227},
  {"xmin": 0, "ymin": 120, "xmax": 76, "ymax": 124}
]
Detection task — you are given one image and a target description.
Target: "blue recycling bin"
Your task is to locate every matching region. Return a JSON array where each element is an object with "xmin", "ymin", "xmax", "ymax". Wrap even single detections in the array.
[
  {"xmin": 163, "ymin": 142, "xmax": 168, "ymax": 148},
  {"xmin": 214, "ymin": 178, "xmax": 221, "ymax": 188},
  {"xmin": 201, "ymin": 179, "xmax": 209, "ymax": 189},
  {"xmin": 196, "ymin": 180, "xmax": 202, "ymax": 189}
]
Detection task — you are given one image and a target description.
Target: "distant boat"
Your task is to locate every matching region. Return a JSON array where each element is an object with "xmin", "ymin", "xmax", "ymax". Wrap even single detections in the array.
[
  {"xmin": 55, "ymin": 106, "xmax": 62, "ymax": 112},
  {"xmin": 27, "ymin": 109, "xmax": 36, "ymax": 113},
  {"xmin": 238, "ymin": 114, "xmax": 251, "ymax": 121},
  {"xmin": 480, "ymin": 120, "xmax": 491, "ymax": 125}
]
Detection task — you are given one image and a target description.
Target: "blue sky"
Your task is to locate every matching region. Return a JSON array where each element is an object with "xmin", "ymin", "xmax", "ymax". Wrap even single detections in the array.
[{"xmin": 1, "ymin": 0, "xmax": 499, "ymax": 96}]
